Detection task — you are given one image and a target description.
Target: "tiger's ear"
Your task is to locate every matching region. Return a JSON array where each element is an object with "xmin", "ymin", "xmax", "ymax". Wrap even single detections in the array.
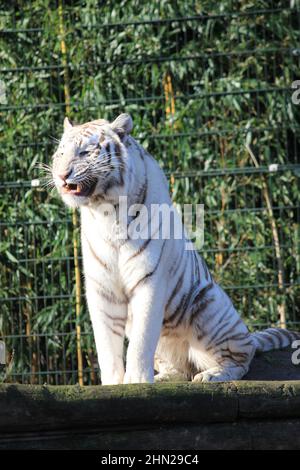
[
  {"xmin": 64, "ymin": 117, "xmax": 73, "ymax": 131},
  {"xmin": 111, "ymin": 113, "xmax": 133, "ymax": 140}
]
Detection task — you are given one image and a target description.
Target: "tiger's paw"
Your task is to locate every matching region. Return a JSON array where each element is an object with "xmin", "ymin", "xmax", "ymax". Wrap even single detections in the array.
[
  {"xmin": 192, "ymin": 367, "xmax": 229, "ymax": 383},
  {"xmin": 123, "ymin": 369, "xmax": 153, "ymax": 384}
]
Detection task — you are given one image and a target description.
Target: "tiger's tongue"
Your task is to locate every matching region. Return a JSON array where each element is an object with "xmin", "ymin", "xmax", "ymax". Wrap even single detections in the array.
[
  {"xmin": 70, "ymin": 185, "xmax": 81, "ymax": 194},
  {"xmin": 62, "ymin": 183, "xmax": 81, "ymax": 194}
]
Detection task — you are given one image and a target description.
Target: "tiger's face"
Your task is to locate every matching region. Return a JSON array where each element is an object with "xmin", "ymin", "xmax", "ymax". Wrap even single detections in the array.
[{"xmin": 51, "ymin": 113, "xmax": 132, "ymax": 208}]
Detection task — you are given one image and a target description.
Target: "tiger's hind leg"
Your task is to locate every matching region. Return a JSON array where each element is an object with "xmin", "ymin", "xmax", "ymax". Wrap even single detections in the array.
[
  {"xmin": 189, "ymin": 323, "xmax": 256, "ymax": 382},
  {"xmin": 191, "ymin": 340, "xmax": 255, "ymax": 382},
  {"xmin": 193, "ymin": 362, "xmax": 249, "ymax": 382}
]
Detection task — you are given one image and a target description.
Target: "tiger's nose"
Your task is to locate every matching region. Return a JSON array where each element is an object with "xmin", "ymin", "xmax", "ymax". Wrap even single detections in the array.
[{"xmin": 58, "ymin": 171, "xmax": 71, "ymax": 183}]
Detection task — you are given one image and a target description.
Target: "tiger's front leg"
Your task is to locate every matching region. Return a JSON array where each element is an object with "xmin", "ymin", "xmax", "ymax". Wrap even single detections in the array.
[
  {"xmin": 124, "ymin": 283, "xmax": 165, "ymax": 384},
  {"xmin": 85, "ymin": 278, "xmax": 127, "ymax": 385}
]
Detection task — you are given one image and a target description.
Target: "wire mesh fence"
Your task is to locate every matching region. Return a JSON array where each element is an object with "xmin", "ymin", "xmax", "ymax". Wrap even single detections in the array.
[{"xmin": 0, "ymin": 0, "xmax": 300, "ymax": 385}]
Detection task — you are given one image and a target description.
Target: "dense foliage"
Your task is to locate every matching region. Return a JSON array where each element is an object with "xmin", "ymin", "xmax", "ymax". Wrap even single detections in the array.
[{"xmin": 0, "ymin": 0, "xmax": 299, "ymax": 384}]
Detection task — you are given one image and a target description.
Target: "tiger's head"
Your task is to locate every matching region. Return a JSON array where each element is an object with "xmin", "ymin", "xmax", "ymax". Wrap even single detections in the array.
[{"xmin": 51, "ymin": 113, "xmax": 133, "ymax": 208}]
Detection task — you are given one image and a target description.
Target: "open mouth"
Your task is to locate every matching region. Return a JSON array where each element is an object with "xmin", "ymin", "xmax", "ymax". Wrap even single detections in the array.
[{"xmin": 61, "ymin": 181, "xmax": 97, "ymax": 197}]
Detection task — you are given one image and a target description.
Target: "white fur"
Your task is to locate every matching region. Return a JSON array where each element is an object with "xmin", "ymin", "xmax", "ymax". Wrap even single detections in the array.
[{"xmin": 52, "ymin": 115, "xmax": 300, "ymax": 385}]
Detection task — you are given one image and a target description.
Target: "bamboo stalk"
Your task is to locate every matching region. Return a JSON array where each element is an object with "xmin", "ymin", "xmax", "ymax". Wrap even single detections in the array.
[
  {"xmin": 72, "ymin": 211, "xmax": 84, "ymax": 385},
  {"xmin": 245, "ymin": 144, "xmax": 287, "ymax": 329},
  {"xmin": 215, "ymin": 137, "xmax": 227, "ymax": 268},
  {"xmin": 87, "ymin": 349, "xmax": 97, "ymax": 385},
  {"xmin": 163, "ymin": 72, "xmax": 176, "ymax": 195},
  {"xmin": 163, "ymin": 72, "xmax": 176, "ymax": 120},
  {"xmin": 58, "ymin": 0, "xmax": 84, "ymax": 385},
  {"xmin": 24, "ymin": 302, "xmax": 37, "ymax": 384}
]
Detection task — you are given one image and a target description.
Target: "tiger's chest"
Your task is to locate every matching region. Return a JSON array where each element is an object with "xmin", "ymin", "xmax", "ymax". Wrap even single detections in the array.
[{"xmin": 80, "ymin": 205, "xmax": 162, "ymax": 294}]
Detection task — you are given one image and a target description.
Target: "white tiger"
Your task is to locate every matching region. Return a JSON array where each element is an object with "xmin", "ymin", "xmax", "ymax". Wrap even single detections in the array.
[{"xmin": 51, "ymin": 113, "xmax": 300, "ymax": 384}]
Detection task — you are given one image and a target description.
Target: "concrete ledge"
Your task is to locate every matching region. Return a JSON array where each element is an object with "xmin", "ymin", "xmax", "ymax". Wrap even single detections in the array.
[
  {"xmin": 1, "ymin": 347, "xmax": 300, "ymax": 449},
  {"xmin": 1, "ymin": 381, "xmax": 300, "ymax": 449}
]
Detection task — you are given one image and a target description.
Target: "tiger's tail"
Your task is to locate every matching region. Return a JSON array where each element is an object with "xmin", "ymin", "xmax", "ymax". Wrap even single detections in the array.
[{"xmin": 251, "ymin": 327, "xmax": 300, "ymax": 353}]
